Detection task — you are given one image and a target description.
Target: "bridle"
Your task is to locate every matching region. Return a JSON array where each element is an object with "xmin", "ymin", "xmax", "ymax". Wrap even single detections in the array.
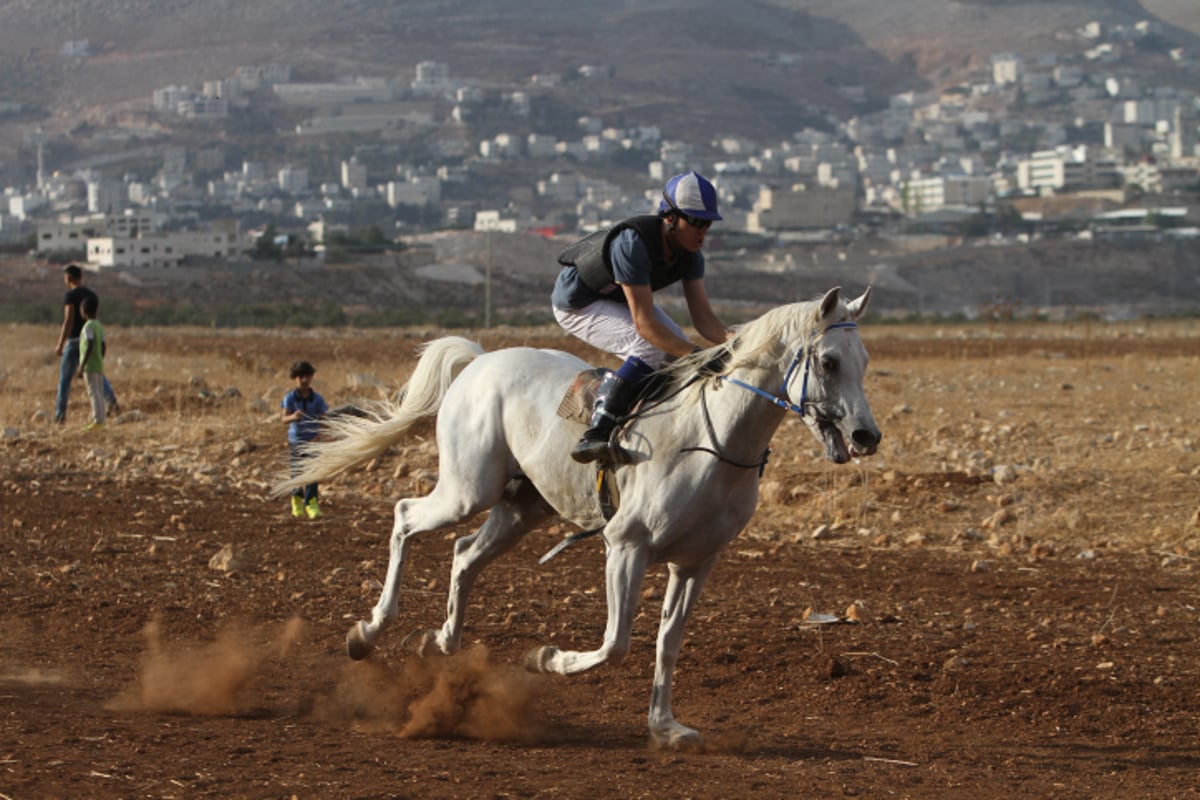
[
  {"xmin": 718, "ymin": 321, "xmax": 859, "ymax": 419},
  {"xmin": 679, "ymin": 320, "xmax": 859, "ymax": 470}
]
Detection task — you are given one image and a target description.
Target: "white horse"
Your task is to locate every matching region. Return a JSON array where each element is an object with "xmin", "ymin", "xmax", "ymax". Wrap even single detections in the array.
[{"xmin": 283, "ymin": 287, "xmax": 880, "ymax": 747}]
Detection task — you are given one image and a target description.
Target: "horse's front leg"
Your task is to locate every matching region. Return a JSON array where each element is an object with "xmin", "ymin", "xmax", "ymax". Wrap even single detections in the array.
[
  {"xmin": 526, "ymin": 539, "xmax": 648, "ymax": 674},
  {"xmin": 648, "ymin": 557, "xmax": 717, "ymax": 748}
]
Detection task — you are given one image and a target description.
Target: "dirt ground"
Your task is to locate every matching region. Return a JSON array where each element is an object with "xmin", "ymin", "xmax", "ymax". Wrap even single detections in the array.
[{"xmin": 3, "ymin": 320, "xmax": 1200, "ymax": 799}]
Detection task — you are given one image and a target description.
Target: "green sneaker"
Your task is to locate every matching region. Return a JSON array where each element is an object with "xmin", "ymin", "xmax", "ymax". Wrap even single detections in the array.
[
  {"xmin": 82, "ymin": 422, "xmax": 106, "ymax": 432},
  {"xmin": 290, "ymin": 496, "xmax": 305, "ymax": 518},
  {"xmin": 305, "ymin": 499, "xmax": 322, "ymax": 520}
]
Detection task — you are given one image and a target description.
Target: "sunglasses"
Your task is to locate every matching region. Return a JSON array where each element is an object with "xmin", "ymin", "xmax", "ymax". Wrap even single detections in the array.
[{"xmin": 662, "ymin": 191, "xmax": 713, "ymax": 230}]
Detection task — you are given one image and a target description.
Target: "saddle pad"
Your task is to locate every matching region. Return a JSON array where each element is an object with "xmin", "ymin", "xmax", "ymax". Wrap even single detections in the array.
[{"xmin": 556, "ymin": 368, "xmax": 607, "ymax": 425}]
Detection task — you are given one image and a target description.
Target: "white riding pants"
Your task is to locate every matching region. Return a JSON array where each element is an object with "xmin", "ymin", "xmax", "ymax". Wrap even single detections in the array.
[{"xmin": 553, "ymin": 299, "xmax": 685, "ymax": 368}]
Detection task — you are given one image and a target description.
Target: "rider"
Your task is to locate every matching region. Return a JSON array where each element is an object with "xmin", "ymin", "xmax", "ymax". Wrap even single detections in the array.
[{"xmin": 552, "ymin": 171, "xmax": 733, "ymax": 464}]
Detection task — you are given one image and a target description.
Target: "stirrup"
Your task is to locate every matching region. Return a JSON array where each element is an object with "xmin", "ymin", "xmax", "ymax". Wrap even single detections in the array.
[
  {"xmin": 571, "ymin": 435, "xmax": 631, "ymax": 465},
  {"xmin": 571, "ymin": 437, "xmax": 611, "ymax": 464}
]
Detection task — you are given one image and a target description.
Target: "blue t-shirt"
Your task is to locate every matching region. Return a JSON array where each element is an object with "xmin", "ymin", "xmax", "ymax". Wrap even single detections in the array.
[
  {"xmin": 551, "ymin": 228, "xmax": 706, "ymax": 310},
  {"xmin": 282, "ymin": 388, "xmax": 329, "ymax": 444}
]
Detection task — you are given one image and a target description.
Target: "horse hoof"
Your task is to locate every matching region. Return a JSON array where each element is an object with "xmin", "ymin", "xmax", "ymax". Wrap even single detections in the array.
[
  {"xmin": 650, "ymin": 723, "xmax": 703, "ymax": 750},
  {"xmin": 401, "ymin": 629, "xmax": 438, "ymax": 657},
  {"xmin": 523, "ymin": 646, "xmax": 557, "ymax": 674},
  {"xmin": 346, "ymin": 621, "xmax": 374, "ymax": 661}
]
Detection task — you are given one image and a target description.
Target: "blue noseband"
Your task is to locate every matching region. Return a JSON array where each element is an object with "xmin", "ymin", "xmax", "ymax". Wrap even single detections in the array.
[{"xmin": 719, "ymin": 321, "xmax": 859, "ymax": 418}]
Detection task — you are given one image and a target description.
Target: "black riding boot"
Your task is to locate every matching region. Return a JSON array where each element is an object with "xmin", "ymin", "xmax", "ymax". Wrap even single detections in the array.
[{"xmin": 571, "ymin": 372, "xmax": 639, "ymax": 464}]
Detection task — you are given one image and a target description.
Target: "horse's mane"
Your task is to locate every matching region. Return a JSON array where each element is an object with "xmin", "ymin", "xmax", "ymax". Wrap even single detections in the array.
[{"xmin": 654, "ymin": 298, "xmax": 828, "ymax": 402}]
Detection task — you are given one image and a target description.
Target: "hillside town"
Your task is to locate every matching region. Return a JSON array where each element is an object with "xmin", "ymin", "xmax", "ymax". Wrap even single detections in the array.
[{"xmin": 3, "ymin": 16, "xmax": 1200, "ymax": 271}]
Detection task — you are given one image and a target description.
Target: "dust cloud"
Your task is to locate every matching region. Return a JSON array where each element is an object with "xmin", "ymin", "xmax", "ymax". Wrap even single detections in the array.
[
  {"xmin": 0, "ymin": 666, "xmax": 68, "ymax": 686},
  {"xmin": 315, "ymin": 644, "xmax": 548, "ymax": 743},
  {"xmin": 105, "ymin": 617, "xmax": 545, "ymax": 740},
  {"xmin": 106, "ymin": 616, "xmax": 305, "ymax": 715}
]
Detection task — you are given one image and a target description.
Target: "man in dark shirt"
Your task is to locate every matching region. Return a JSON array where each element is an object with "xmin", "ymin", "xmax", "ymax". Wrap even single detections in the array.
[
  {"xmin": 54, "ymin": 263, "xmax": 119, "ymax": 423},
  {"xmin": 551, "ymin": 171, "xmax": 732, "ymax": 463}
]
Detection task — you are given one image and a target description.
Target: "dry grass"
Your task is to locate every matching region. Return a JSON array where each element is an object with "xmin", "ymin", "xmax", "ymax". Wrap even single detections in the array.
[{"xmin": 4, "ymin": 320, "xmax": 1199, "ymax": 556}]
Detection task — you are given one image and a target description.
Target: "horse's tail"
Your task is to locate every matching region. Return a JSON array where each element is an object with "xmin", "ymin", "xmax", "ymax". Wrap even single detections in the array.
[{"xmin": 273, "ymin": 336, "xmax": 484, "ymax": 495}]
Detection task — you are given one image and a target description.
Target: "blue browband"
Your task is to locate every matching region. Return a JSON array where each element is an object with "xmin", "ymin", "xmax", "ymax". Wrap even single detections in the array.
[{"xmin": 719, "ymin": 321, "xmax": 859, "ymax": 418}]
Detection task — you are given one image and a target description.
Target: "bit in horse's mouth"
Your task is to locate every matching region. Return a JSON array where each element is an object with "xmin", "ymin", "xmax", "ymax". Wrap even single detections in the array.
[{"xmin": 818, "ymin": 419, "xmax": 852, "ymax": 463}]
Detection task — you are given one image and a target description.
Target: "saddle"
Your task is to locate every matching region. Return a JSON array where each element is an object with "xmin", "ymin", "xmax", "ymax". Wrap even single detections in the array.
[
  {"xmin": 543, "ymin": 366, "xmax": 683, "ymax": 558},
  {"xmin": 555, "ymin": 367, "xmax": 668, "ymax": 527},
  {"xmin": 555, "ymin": 368, "xmax": 608, "ymax": 426},
  {"xmin": 555, "ymin": 368, "xmax": 674, "ymax": 426}
]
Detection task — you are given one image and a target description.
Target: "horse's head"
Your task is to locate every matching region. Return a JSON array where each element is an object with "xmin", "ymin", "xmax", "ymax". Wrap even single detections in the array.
[{"xmin": 792, "ymin": 287, "xmax": 881, "ymax": 464}]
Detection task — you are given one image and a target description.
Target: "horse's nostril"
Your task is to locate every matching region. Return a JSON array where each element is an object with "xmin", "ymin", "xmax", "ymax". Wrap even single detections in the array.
[{"xmin": 852, "ymin": 429, "xmax": 880, "ymax": 449}]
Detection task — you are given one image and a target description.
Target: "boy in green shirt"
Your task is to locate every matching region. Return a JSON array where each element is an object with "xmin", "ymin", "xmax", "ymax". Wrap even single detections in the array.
[{"xmin": 77, "ymin": 295, "xmax": 107, "ymax": 432}]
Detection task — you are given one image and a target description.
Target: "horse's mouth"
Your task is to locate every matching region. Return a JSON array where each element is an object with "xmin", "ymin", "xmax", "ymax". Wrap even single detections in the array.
[{"xmin": 818, "ymin": 420, "xmax": 852, "ymax": 464}]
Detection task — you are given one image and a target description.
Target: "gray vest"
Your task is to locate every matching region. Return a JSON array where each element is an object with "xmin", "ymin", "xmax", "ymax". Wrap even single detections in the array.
[{"xmin": 557, "ymin": 215, "xmax": 698, "ymax": 294}]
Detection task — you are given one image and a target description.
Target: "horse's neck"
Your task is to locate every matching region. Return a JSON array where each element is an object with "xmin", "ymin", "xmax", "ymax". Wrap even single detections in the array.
[{"xmin": 679, "ymin": 363, "xmax": 788, "ymax": 461}]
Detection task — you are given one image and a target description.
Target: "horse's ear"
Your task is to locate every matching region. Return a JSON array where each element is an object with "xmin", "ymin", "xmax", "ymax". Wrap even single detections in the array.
[
  {"xmin": 819, "ymin": 287, "xmax": 842, "ymax": 320},
  {"xmin": 845, "ymin": 287, "xmax": 872, "ymax": 320}
]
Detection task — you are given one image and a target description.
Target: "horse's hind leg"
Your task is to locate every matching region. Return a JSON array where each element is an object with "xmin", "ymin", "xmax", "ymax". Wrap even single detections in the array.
[
  {"xmin": 347, "ymin": 481, "xmax": 494, "ymax": 660},
  {"xmin": 425, "ymin": 477, "xmax": 554, "ymax": 655}
]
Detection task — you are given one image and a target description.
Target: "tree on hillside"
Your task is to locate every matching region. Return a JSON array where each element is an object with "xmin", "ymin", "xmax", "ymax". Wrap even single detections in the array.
[{"xmin": 251, "ymin": 225, "xmax": 284, "ymax": 261}]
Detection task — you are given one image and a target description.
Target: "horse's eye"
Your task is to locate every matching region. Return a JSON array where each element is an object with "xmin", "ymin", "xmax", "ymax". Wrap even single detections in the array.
[{"xmin": 820, "ymin": 355, "xmax": 838, "ymax": 372}]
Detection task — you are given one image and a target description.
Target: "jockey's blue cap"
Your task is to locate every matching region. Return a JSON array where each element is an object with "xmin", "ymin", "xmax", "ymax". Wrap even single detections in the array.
[{"xmin": 659, "ymin": 171, "xmax": 722, "ymax": 221}]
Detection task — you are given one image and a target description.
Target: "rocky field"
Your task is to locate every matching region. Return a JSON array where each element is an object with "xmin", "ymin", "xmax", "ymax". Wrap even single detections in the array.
[{"xmin": 2, "ymin": 318, "xmax": 1200, "ymax": 798}]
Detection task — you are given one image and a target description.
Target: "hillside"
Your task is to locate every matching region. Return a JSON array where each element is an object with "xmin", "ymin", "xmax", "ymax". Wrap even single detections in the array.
[
  {"xmin": 1, "ymin": 0, "xmax": 1197, "ymax": 157},
  {"xmin": 5, "ymin": 230, "xmax": 1197, "ymax": 326},
  {"xmin": 1142, "ymin": 0, "xmax": 1200, "ymax": 36}
]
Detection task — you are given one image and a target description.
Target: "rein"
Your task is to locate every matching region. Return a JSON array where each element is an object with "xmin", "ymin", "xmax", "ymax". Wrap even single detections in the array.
[{"xmin": 679, "ymin": 381, "xmax": 772, "ymax": 472}]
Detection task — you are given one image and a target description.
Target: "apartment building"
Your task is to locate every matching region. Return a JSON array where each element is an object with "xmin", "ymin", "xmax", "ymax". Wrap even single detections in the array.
[
  {"xmin": 1017, "ymin": 147, "xmax": 1121, "ymax": 193},
  {"xmin": 745, "ymin": 185, "xmax": 856, "ymax": 232},
  {"xmin": 902, "ymin": 174, "xmax": 993, "ymax": 215},
  {"xmin": 87, "ymin": 224, "xmax": 241, "ymax": 270}
]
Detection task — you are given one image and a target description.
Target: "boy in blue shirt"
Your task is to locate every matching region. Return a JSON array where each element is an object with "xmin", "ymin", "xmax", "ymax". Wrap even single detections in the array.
[{"xmin": 281, "ymin": 360, "xmax": 329, "ymax": 519}]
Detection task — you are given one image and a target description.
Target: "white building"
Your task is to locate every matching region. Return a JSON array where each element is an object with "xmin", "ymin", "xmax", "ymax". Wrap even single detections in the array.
[
  {"xmin": 1122, "ymin": 159, "xmax": 1200, "ymax": 193},
  {"xmin": 234, "ymin": 64, "xmax": 292, "ymax": 89},
  {"xmin": 1017, "ymin": 146, "xmax": 1121, "ymax": 193},
  {"xmin": 473, "ymin": 209, "xmax": 519, "ymax": 233},
  {"xmin": 85, "ymin": 179, "xmax": 124, "ymax": 214},
  {"xmin": 274, "ymin": 80, "xmax": 394, "ymax": 105},
  {"xmin": 1124, "ymin": 98, "xmax": 1179, "ymax": 126},
  {"xmin": 480, "ymin": 132, "xmax": 521, "ymax": 159},
  {"xmin": 37, "ymin": 219, "xmax": 99, "ymax": 253},
  {"xmin": 386, "ymin": 176, "xmax": 442, "ymax": 207},
  {"xmin": 105, "ymin": 210, "xmax": 166, "ymax": 238},
  {"xmin": 202, "ymin": 79, "xmax": 240, "ymax": 102},
  {"xmin": 901, "ymin": 174, "xmax": 993, "ymax": 215},
  {"xmin": 411, "ymin": 61, "xmax": 453, "ymax": 96},
  {"xmin": 1106, "ymin": 122, "xmax": 1148, "ymax": 152},
  {"xmin": 36, "ymin": 210, "xmax": 170, "ymax": 254},
  {"xmin": 526, "ymin": 133, "xmax": 558, "ymax": 159},
  {"xmin": 8, "ymin": 192, "xmax": 47, "ymax": 221},
  {"xmin": 1170, "ymin": 107, "xmax": 1198, "ymax": 159},
  {"xmin": 745, "ymin": 184, "xmax": 856, "ymax": 232},
  {"xmin": 86, "ymin": 222, "xmax": 241, "ymax": 269},
  {"xmin": 341, "ymin": 159, "xmax": 368, "ymax": 193},
  {"xmin": 152, "ymin": 85, "xmax": 192, "ymax": 112},
  {"xmin": 178, "ymin": 97, "xmax": 228, "ymax": 119},
  {"xmin": 537, "ymin": 172, "xmax": 581, "ymax": 203},
  {"xmin": 278, "ymin": 167, "xmax": 309, "ymax": 194}
]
